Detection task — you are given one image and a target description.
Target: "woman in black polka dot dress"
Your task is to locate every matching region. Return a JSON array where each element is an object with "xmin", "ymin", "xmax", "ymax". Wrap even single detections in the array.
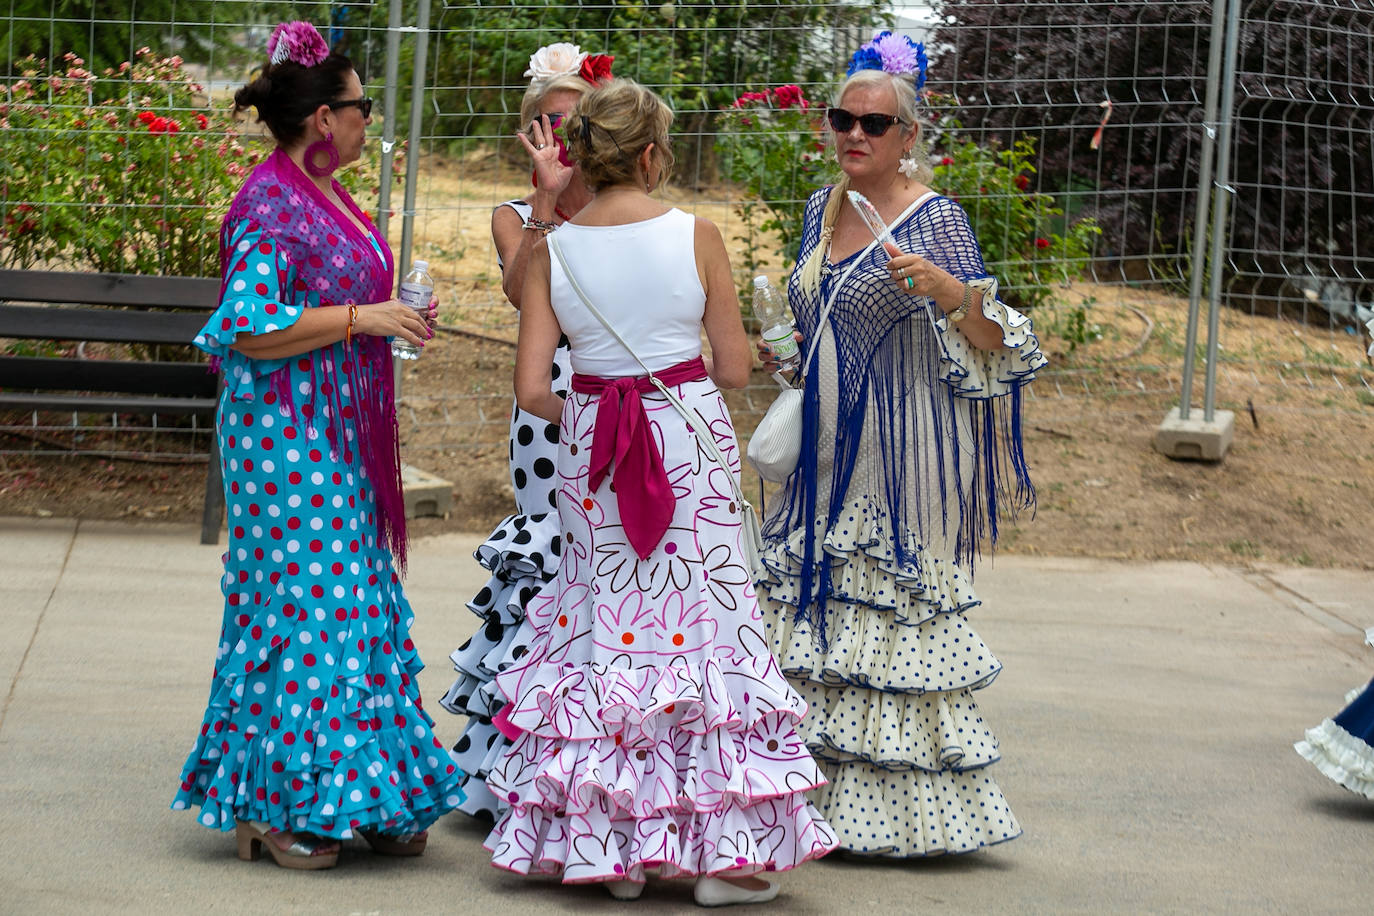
[{"xmin": 439, "ymin": 43, "xmax": 613, "ymax": 820}]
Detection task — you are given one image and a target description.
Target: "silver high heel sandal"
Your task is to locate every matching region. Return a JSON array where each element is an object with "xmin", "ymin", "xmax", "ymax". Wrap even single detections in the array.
[{"xmin": 235, "ymin": 821, "xmax": 339, "ymax": 870}]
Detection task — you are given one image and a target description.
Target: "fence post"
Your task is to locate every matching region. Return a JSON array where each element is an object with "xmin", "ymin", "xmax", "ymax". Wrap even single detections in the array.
[
  {"xmin": 375, "ymin": 0, "xmax": 404, "ymax": 238},
  {"xmin": 1154, "ymin": 0, "xmax": 1238, "ymax": 461},
  {"xmin": 397, "ymin": 0, "xmax": 431, "ymax": 281}
]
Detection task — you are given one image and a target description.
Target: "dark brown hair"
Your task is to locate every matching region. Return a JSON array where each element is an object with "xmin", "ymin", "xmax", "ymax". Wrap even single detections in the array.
[{"xmin": 232, "ymin": 54, "xmax": 357, "ymax": 146}]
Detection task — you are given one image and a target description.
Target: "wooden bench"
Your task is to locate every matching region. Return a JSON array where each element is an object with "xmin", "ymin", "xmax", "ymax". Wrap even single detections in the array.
[{"xmin": 0, "ymin": 269, "xmax": 225, "ymax": 543}]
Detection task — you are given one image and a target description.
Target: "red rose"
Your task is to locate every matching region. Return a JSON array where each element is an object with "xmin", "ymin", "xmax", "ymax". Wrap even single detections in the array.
[
  {"xmin": 939, "ymin": 156, "xmax": 954, "ymax": 166},
  {"xmin": 136, "ymin": 110, "xmax": 155, "ymax": 124},
  {"xmin": 579, "ymin": 54, "xmax": 614, "ymax": 85},
  {"xmin": 1035, "ymin": 237, "xmax": 1051, "ymax": 249},
  {"xmin": 772, "ymin": 84, "xmax": 806, "ymax": 110},
  {"xmin": 1015, "ymin": 174, "xmax": 1030, "ymax": 191},
  {"xmin": 148, "ymin": 116, "xmax": 169, "ymax": 133},
  {"xmin": 195, "ymin": 113, "xmax": 208, "ymax": 129}
]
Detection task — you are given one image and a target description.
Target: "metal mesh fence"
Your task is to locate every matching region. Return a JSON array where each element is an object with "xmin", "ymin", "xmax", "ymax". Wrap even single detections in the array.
[{"xmin": 2, "ymin": 0, "xmax": 1372, "ymax": 468}]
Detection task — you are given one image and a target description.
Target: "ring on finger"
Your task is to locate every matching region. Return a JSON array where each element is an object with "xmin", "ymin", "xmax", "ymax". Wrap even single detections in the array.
[
  {"xmin": 905, "ymin": 275, "xmax": 915, "ymax": 290},
  {"xmin": 535, "ymin": 143, "xmax": 546, "ymax": 150},
  {"xmin": 897, "ymin": 266, "xmax": 906, "ymax": 278}
]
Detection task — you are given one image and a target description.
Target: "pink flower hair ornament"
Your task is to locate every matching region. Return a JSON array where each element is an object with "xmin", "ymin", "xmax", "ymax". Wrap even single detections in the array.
[{"xmin": 267, "ymin": 21, "xmax": 331, "ymax": 68}]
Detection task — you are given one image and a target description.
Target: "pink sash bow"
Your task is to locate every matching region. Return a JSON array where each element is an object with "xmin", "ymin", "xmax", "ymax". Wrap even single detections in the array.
[{"xmin": 571, "ymin": 356, "xmax": 708, "ymax": 559}]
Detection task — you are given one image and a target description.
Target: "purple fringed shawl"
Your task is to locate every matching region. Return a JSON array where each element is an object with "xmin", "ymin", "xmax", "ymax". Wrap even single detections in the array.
[{"xmin": 219, "ymin": 148, "xmax": 408, "ymax": 568}]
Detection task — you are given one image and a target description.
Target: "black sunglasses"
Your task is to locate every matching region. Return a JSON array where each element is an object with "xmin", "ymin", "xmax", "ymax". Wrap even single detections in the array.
[
  {"xmin": 827, "ymin": 107, "xmax": 904, "ymax": 137},
  {"xmin": 528, "ymin": 112, "xmax": 566, "ymax": 134},
  {"xmin": 330, "ymin": 97, "xmax": 373, "ymax": 118}
]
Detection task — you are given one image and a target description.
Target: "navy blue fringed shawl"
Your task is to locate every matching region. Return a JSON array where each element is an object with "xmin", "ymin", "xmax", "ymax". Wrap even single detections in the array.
[{"xmin": 765, "ymin": 187, "xmax": 1043, "ymax": 646}]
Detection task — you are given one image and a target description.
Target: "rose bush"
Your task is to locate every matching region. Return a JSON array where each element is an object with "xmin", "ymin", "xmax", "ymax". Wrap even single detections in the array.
[
  {"xmin": 1, "ymin": 48, "xmax": 396, "ymax": 277},
  {"xmin": 714, "ymin": 83, "xmax": 828, "ymax": 290}
]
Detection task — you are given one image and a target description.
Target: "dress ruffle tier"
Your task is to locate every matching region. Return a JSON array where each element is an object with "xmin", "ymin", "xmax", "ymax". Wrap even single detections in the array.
[
  {"xmin": 484, "ymin": 645, "xmax": 838, "ymax": 881},
  {"xmin": 172, "ymin": 562, "xmax": 466, "ymax": 836},
  {"xmin": 759, "ymin": 495, "xmax": 1021, "ymax": 856},
  {"xmin": 440, "ymin": 510, "xmax": 560, "ymax": 819},
  {"xmin": 1296, "ymin": 673, "xmax": 1374, "ymax": 800}
]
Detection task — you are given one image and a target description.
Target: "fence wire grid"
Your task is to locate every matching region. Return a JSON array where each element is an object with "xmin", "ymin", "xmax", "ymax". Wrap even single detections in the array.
[{"xmin": 2, "ymin": 0, "xmax": 1372, "ymax": 465}]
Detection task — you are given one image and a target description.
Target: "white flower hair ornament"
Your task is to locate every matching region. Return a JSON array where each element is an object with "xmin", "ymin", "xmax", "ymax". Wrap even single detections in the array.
[
  {"xmin": 267, "ymin": 21, "xmax": 331, "ymax": 68},
  {"xmin": 524, "ymin": 42, "xmax": 588, "ymax": 85}
]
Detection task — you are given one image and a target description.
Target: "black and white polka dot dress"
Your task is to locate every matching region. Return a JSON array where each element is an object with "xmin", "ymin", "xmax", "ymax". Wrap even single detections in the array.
[
  {"xmin": 439, "ymin": 200, "xmax": 570, "ymax": 820},
  {"xmin": 756, "ymin": 188, "xmax": 1046, "ymax": 857}
]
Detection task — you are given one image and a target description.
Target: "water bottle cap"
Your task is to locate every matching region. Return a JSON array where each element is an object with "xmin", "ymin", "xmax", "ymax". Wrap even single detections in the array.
[
  {"xmin": 753, "ymin": 275, "xmax": 769, "ymax": 288},
  {"xmin": 413, "ymin": 260, "xmax": 429, "ymax": 270}
]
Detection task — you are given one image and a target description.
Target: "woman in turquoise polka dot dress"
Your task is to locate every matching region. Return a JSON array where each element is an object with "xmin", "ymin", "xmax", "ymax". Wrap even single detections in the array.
[{"xmin": 171, "ymin": 21, "xmax": 463, "ymax": 870}]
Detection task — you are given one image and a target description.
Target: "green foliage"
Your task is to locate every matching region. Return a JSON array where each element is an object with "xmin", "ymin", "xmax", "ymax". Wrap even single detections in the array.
[
  {"xmin": 1, "ymin": 49, "xmax": 397, "ymax": 277},
  {"xmin": 928, "ymin": 101, "xmax": 1101, "ymax": 311},
  {"xmin": 714, "ymin": 84, "xmax": 828, "ymax": 285},
  {"xmin": 427, "ymin": 0, "xmax": 886, "ymax": 169},
  {"xmin": 0, "ymin": 0, "xmax": 292, "ymax": 72}
]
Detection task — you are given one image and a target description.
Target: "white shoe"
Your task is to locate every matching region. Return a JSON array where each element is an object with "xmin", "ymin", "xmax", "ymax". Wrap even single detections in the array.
[
  {"xmin": 605, "ymin": 879, "xmax": 645, "ymax": 900},
  {"xmin": 693, "ymin": 876, "xmax": 779, "ymax": 907}
]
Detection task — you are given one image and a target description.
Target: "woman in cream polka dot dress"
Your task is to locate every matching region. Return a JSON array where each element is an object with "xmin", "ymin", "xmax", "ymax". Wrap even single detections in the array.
[
  {"xmin": 755, "ymin": 33, "xmax": 1045, "ymax": 858},
  {"xmin": 171, "ymin": 21, "xmax": 463, "ymax": 870}
]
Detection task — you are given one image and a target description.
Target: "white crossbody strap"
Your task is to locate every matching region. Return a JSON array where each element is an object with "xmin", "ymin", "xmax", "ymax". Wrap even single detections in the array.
[
  {"xmin": 800, "ymin": 191, "xmax": 929, "ymax": 376},
  {"xmin": 547, "ymin": 233, "xmax": 752, "ymax": 513}
]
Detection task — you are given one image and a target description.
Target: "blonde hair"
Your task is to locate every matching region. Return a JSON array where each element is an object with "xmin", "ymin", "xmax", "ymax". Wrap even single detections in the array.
[
  {"xmin": 796, "ymin": 69, "xmax": 931, "ymax": 298},
  {"xmin": 518, "ymin": 73, "xmax": 589, "ymax": 130},
  {"xmin": 563, "ymin": 78, "xmax": 674, "ymax": 192}
]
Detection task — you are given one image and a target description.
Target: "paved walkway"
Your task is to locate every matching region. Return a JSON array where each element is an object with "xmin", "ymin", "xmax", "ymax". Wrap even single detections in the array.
[{"xmin": 1, "ymin": 516, "xmax": 1371, "ymax": 914}]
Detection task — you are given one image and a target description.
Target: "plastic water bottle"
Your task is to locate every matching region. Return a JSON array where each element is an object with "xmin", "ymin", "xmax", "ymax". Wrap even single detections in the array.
[
  {"xmin": 391, "ymin": 259, "xmax": 433, "ymax": 360},
  {"xmin": 752, "ymin": 275, "xmax": 800, "ymax": 373}
]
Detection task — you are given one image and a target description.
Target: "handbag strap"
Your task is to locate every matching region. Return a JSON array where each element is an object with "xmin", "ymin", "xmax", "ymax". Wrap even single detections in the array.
[
  {"xmin": 548, "ymin": 232, "xmax": 752, "ymax": 510},
  {"xmin": 800, "ymin": 190, "xmax": 930, "ymax": 376}
]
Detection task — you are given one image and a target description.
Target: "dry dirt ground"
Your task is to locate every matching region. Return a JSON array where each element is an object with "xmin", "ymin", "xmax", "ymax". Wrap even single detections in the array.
[{"xmin": 4, "ymin": 152, "xmax": 1374, "ymax": 570}]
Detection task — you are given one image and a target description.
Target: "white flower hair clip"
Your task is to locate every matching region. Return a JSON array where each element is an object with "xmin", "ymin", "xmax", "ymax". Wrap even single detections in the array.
[{"xmin": 524, "ymin": 42, "xmax": 588, "ymax": 85}]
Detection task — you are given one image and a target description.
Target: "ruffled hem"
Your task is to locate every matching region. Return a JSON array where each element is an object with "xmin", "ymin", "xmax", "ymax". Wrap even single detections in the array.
[
  {"xmin": 469, "ymin": 511, "xmax": 561, "ymax": 625},
  {"xmin": 930, "ymin": 274, "xmax": 1047, "ymax": 398},
  {"xmin": 812, "ymin": 759, "xmax": 1020, "ymax": 857},
  {"xmin": 760, "ymin": 497, "xmax": 980, "ymax": 626},
  {"xmin": 171, "ymin": 575, "xmax": 465, "ymax": 836},
  {"xmin": 1296, "ymin": 718, "xmax": 1374, "ymax": 799},
  {"xmin": 490, "ymin": 722, "xmax": 827, "ymax": 819},
  {"xmin": 485, "ymin": 793, "xmax": 837, "ymax": 881},
  {"xmin": 495, "ymin": 653, "xmax": 807, "ymax": 746},
  {"xmin": 793, "ymin": 681, "xmax": 1001, "ymax": 772},
  {"xmin": 759, "ymin": 497, "xmax": 1000, "ymax": 693}
]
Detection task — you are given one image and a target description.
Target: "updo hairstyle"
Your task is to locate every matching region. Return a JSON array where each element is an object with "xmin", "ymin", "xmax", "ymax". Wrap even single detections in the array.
[
  {"xmin": 233, "ymin": 54, "xmax": 356, "ymax": 147},
  {"xmin": 562, "ymin": 78, "xmax": 675, "ymax": 192}
]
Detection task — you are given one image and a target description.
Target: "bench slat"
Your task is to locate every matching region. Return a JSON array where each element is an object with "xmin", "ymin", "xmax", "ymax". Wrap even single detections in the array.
[
  {"xmin": 0, "ymin": 304, "xmax": 210, "ymax": 345},
  {"xmin": 0, "ymin": 356, "xmax": 217, "ymax": 398},
  {"xmin": 0, "ymin": 392, "xmax": 216, "ymax": 416},
  {"xmin": 0, "ymin": 270, "xmax": 220, "ymax": 310}
]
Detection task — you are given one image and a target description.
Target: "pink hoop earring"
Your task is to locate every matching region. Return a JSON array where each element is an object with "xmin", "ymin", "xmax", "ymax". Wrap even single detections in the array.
[{"xmin": 304, "ymin": 132, "xmax": 338, "ymax": 177}]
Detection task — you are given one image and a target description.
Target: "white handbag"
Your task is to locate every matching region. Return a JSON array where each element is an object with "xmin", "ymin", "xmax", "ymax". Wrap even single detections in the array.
[
  {"xmin": 745, "ymin": 195, "xmax": 923, "ymax": 482},
  {"xmin": 548, "ymin": 234, "xmax": 765, "ymax": 577}
]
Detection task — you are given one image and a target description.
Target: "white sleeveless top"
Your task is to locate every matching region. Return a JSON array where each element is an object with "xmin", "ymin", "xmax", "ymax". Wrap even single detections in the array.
[{"xmin": 547, "ymin": 208, "xmax": 705, "ymax": 377}]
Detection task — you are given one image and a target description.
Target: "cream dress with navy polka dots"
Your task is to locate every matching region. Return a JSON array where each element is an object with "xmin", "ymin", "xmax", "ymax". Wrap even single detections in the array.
[{"xmin": 757, "ymin": 187, "xmax": 1046, "ymax": 856}]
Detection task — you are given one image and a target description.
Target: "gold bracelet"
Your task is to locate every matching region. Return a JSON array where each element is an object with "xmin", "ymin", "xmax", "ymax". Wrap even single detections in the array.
[
  {"xmin": 345, "ymin": 303, "xmax": 358, "ymax": 346},
  {"xmin": 949, "ymin": 283, "xmax": 973, "ymax": 323}
]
